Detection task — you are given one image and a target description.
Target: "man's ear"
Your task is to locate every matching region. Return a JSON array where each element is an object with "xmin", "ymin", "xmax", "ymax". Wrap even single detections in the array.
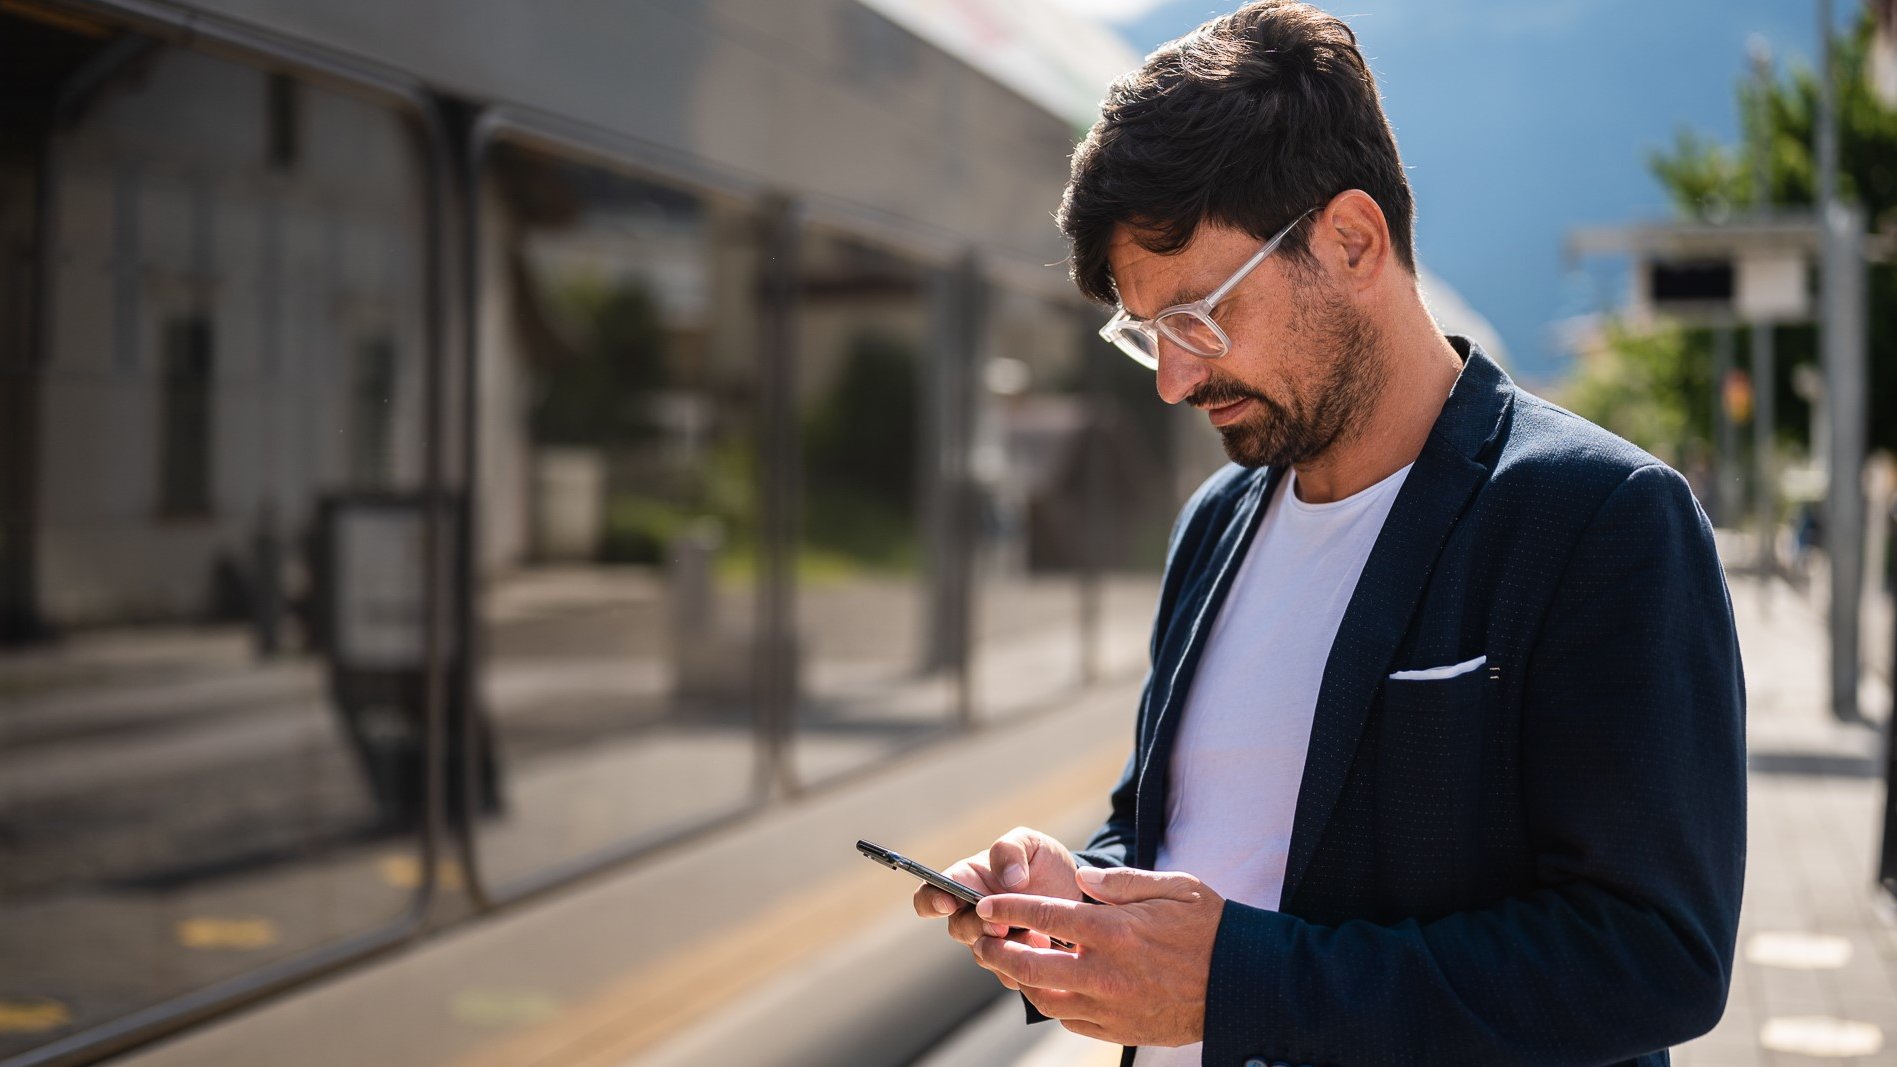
[{"xmin": 1314, "ymin": 190, "xmax": 1390, "ymax": 287}]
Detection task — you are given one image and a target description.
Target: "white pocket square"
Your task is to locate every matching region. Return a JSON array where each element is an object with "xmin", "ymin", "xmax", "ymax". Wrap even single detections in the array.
[{"xmin": 1388, "ymin": 654, "xmax": 1487, "ymax": 681}]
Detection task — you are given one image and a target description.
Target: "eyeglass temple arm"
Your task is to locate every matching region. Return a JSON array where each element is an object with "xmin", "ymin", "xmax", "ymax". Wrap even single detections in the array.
[{"xmin": 1201, "ymin": 207, "xmax": 1318, "ymax": 307}]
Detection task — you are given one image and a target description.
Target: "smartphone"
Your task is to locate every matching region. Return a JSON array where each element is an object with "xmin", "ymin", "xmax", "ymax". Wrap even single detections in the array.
[
  {"xmin": 857, "ymin": 838, "xmax": 1075, "ymax": 950},
  {"xmin": 857, "ymin": 839, "xmax": 985, "ymax": 906}
]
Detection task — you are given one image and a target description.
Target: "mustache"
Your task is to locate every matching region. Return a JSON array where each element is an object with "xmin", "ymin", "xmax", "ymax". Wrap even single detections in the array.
[{"xmin": 1185, "ymin": 379, "xmax": 1267, "ymax": 410}]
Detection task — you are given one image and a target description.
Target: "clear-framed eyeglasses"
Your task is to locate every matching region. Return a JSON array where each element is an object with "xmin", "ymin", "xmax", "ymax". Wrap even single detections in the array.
[{"xmin": 1097, "ymin": 207, "xmax": 1317, "ymax": 370}]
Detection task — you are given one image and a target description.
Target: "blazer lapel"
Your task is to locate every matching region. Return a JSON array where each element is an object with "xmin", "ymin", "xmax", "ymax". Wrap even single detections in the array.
[
  {"xmin": 1133, "ymin": 464, "xmax": 1284, "ymax": 869},
  {"xmin": 1280, "ymin": 344, "xmax": 1513, "ymax": 906}
]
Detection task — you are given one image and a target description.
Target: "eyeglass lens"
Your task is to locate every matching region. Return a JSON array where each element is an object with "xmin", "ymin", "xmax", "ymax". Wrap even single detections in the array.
[{"xmin": 1156, "ymin": 311, "xmax": 1224, "ymax": 357}]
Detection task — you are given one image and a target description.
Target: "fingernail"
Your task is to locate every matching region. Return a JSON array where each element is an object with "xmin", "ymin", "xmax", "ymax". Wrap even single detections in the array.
[
  {"xmin": 984, "ymin": 922, "xmax": 1007, "ymax": 938},
  {"xmin": 1002, "ymin": 865, "xmax": 1026, "ymax": 888},
  {"xmin": 976, "ymin": 898, "xmax": 994, "ymax": 919},
  {"xmin": 1076, "ymin": 866, "xmax": 1104, "ymax": 888},
  {"xmin": 934, "ymin": 896, "xmax": 955, "ymax": 915}
]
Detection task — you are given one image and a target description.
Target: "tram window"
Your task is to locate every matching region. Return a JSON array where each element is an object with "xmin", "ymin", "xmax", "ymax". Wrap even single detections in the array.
[
  {"xmin": 470, "ymin": 143, "xmax": 764, "ymax": 891},
  {"xmin": 266, "ymin": 73, "xmax": 298, "ymax": 172},
  {"xmin": 972, "ymin": 286, "xmax": 1177, "ymax": 699},
  {"xmin": 968, "ymin": 289, "xmax": 1091, "ymax": 720},
  {"xmin": 1092, "ymin": 327, "xmax": 1181, "ymax": 678},
  {"xmin": 350, "ymin": 335, "xmax": 398, "ymax": 487},
  {"xmin": 790, "ymin": 229, "xmax": 955, "ymax": 785},
  {"xmin": 157, "ymin": 314, "xmax": 215, "ymax": 517},
  {"xmin": 0, "ymin": 19, "xmax": 433, "ymax": 1061}
]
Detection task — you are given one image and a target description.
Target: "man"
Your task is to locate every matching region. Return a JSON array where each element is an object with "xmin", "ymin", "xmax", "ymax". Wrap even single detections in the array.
[{"xmin": 912, "ymin": 3, "xmax": 1746, "ymax": 1065}]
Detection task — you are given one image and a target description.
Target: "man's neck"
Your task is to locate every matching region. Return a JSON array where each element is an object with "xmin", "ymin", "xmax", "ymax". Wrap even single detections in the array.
[{"xmin": 1290, "ymin": 323, "xmax": 1465, "ymax": 505}]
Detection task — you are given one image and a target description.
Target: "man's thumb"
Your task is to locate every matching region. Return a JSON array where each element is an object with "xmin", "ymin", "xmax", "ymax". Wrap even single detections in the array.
[{"xmin": 1075, "ymin": 865, "xmax": 1201, "ymax": 904}]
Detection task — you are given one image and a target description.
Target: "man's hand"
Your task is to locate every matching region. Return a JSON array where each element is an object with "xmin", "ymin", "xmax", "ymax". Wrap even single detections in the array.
[
  {"xmin": 971, "ymin": 866, "xmax": 1224, "ymax": 1048},
  {"xmin": 912, "ymin": 827, "xmax": 1080, "ymax": 953}
]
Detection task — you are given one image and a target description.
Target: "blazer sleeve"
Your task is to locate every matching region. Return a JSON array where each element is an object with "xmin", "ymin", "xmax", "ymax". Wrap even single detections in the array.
[{"xmin": 1201, "ymin": 462, "xmax": 1747, "ymax": 1067}]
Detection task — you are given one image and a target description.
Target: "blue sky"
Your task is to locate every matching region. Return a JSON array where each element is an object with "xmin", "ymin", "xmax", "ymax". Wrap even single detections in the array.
[{"xmin": 1093, "ymin": 0, "xmax": 1853, "ymax": 384}]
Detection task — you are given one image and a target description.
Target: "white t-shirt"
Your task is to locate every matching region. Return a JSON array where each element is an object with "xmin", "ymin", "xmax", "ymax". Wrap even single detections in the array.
[{"xmin": 1132, "ymin": 462, "xmax": 1411, "ymax": 1067}]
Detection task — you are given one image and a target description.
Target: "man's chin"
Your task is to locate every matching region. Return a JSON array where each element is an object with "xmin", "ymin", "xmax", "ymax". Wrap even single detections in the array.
[
  {"xmin": 1217, "ymin": 419, "xmax": 1323, "ymax": 470},
  {"xmin": 1216, "ymin": 426, "xmax": 1284, "ymax": 469}
]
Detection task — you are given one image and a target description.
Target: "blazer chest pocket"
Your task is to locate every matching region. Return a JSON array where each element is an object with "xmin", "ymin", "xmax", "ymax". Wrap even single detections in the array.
[{"xmin": 1373, "ymin": 662, "xmax": 1494, "ymax": 916}]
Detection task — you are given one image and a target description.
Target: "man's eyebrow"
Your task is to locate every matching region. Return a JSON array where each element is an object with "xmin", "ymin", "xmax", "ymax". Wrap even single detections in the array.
[{"xmin": 1124, "ymin": 285, "xmax": 1208, "ymax": 319}]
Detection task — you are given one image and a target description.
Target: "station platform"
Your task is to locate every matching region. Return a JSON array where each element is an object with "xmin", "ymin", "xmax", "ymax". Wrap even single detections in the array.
[{"xmin": 110, "ymin": 660, "xmax": 1141, "ymax": 1067}]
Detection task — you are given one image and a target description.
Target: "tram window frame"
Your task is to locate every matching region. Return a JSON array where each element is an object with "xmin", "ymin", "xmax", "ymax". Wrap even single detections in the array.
[
  {"xmin": 350, "ymin": 333, "xmax": 399, "ymax": 487},
  {"xmin": 2, "ymin": 9, "xmax": 453, "ymax": 1065}
]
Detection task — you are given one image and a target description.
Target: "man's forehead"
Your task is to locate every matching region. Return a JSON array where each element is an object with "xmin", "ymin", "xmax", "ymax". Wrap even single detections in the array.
[{"xmin": 1106, "ymin": 221, "xmax": 1257, "ymax": 315}]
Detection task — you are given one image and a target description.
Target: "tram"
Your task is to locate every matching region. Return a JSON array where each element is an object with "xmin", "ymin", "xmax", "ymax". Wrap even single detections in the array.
[{"xmin": 0, "ymin": 1, "xmax": 1211, "ymax": 1064}]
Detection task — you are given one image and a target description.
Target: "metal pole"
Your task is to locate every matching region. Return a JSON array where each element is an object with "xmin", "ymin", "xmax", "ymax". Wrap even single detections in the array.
[
  {"xmin": 931, "ymin": 253, "xmax": 981, "ymax": 729},
  {"xmin": 1750, "ymin": 37, "xmax": 1778, "ymax": 581},
  {"xmin": 1815, "ymin": 0, "xmax": 1864, "ymax": 722},
  {"xmin": 1824, "ymin": 203, "xmax": 1869, "ymax": 722},
  {"xmin": 1884, "ymin": 502, "xmax": 1897, "ymax": 894},
  {"xmin": 1714, "ymin": 324, "xmax": 1737, "ymax": 527},
  {"xmin": 1079, "ymin": 306, "xmax": 1104, "ymax": 687},
  {"xmin": 758, "ymin": 195, "xmax": 802, "ymax": 792},
  {"xmin": 1818, "ymin": 0, "xmax": 1839, "ymax": 208},
  {"xmin": 1751, "ymin": 327, "xmax": 1777, "ymax": 573}
]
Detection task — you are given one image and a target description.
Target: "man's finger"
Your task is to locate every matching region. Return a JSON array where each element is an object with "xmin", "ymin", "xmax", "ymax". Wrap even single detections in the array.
[
  {"xmin": 967, "ymin": 943, "xmax": 1020, "ymax": 990},
  {"xmin": 975, "ymin": 893, "xmax": 1101, "ymax": 944},
  {"xmin": 1059, "ymin": 1018, "xmax": 1113, "ymax": 1042},
  {"xmin": 989, "ymin": 827, "xmax": 1035, "ymax": 890},
  {"xmin": 1019, "ymin": 985, "xmax": 1092, "ymax": 1022},
  {"xmin": 971, "ymin": 935, "xmax": 1091, "ymax": 992},
  {"xmin": 1074, "ymin": 865, "xmax": 1204, "ymax": 905},
  {"xmin": 946, "ymin": 908, "xmax": 986, "ymax": 945},
  {"xmin": 913, "ymin": 886, "xmax": 958, "ymax": 918}
]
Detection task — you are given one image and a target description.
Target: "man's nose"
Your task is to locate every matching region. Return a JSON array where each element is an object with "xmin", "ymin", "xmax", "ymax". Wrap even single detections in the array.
[{"xmin": 1154, "ymin": 339, "xmax": 1212, "ymax": 406}]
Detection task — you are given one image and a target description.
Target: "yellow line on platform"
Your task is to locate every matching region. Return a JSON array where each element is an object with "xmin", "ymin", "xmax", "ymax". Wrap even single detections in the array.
[{"xmin": 448, "ymin": 735, "xmax": 1128, "ymax": 1067}]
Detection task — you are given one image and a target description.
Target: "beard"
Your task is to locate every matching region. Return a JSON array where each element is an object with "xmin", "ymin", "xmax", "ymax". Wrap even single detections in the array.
[{"xmin": 1188, "ymin": 283, "xmax": 1387, "ymax": 470}]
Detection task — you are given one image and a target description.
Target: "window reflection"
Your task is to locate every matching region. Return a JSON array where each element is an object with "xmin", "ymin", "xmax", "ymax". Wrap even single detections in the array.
[
  {"xmin": 0, "ymin": 26, "xmax": 430, "ymax": 1061},
  {"xmin": 157, "ymin": 315, "xmax": 215, "ymax": 517},
  {"xmin": 970, "ymin": 290, "xmax": 1092, "ymax": 720},
  {"xmin": 472, "ymin": 145, "xmax": 763, "ymax": 889},
  {"xmin": 790, "ymin": 231, "xmax": 954, "ymax": 784},
  {"xmin": 1091, "ymin": 337, "xmax": 1182, "ymax": 680}
]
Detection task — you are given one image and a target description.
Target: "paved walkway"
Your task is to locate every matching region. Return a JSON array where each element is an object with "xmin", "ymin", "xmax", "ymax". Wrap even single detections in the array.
[
  {"xmin": 948, "ymin": 570, "xmax": 1897, "ymax": 1067},
  {"xmin": 1682, "ymin": 574, "xmax": 1894, "ymax": 1066}
]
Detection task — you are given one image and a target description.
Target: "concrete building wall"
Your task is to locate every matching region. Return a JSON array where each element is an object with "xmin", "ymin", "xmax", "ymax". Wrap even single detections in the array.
[{"xmin": 38, "ymin": 45, "xmax": 428, "ymax": 625}]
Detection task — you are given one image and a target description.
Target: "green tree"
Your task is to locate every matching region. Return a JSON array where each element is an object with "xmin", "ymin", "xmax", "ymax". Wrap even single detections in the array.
[
  {"xmin": 802, "ymin": 330, "xmax": 922, "ymax": 570},
  {"xmin": 530, "ymin": 280, "xmax": 668, "ymax": 446},
  {"xmin": 1564, "ymin": 322, "xmax": 1715, "ymax": 466},
  {"xmin": 1574, "ymin": 12, "xmax": 1895, "ymax": 458}
]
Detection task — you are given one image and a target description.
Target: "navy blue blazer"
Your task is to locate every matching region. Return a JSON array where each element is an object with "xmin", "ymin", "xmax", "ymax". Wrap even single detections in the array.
[{"xmin": 1072, "ymin": 339, "xmax": 1746, "ymax": 1066}]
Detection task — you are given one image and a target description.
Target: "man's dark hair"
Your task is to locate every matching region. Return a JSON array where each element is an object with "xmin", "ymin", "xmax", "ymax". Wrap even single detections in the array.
[{"xmin": 1059, "ymin": 1, "xmax": 1416, "ymax": 305}]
